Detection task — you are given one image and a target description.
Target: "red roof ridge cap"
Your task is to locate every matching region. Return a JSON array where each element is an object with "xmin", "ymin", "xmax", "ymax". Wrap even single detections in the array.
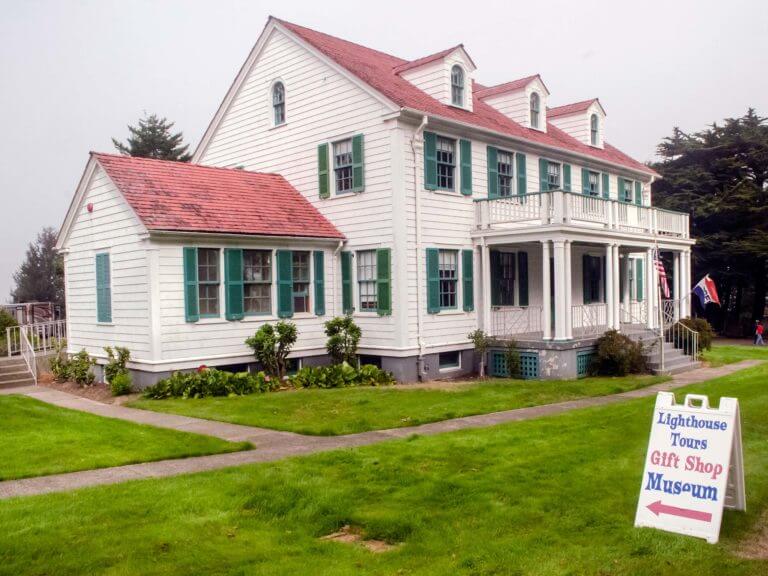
[{"xmin": 91, "ymin": 152, "xmax": 287, "ymax": 178}]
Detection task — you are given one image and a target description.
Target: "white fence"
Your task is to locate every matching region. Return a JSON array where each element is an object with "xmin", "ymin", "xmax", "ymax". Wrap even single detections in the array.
[
  {"xmin": 572, "ymin": 303, "xmax": 608, "ymax": 337},
  {"xmin": 5, "ymin": 320, "xmax": 67, "ymax": 357},
  {"xmin": 490, "ymin": 306, "xmax": 542, "ymax": 338}
]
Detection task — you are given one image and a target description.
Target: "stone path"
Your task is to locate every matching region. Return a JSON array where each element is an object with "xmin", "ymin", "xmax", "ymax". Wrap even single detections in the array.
[{"xmin": 0, "ymin": 360, "xmax": 760, "ymax": 500}]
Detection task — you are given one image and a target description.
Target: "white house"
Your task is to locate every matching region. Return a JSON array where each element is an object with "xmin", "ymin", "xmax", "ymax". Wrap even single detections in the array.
[{"xmin": 57, "ymin": 17, "xmax": 695, "ymax": 384}]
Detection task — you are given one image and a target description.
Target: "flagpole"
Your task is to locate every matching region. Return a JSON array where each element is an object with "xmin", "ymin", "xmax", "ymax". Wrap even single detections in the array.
[{"xmin": 653, "ymin": 243, "xmax": 665, "ymax": 372}]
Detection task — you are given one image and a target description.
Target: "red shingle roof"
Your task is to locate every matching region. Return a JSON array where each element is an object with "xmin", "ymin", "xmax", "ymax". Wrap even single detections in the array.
[
  {"xmin": 276, "ymin": 18, "xmax": 656, "ymax": 177},
  {"xmin": 548, "ymin": 99, "xmax": 601, "ymax": 118},
  {"xmin": 93, "ymin": 153, "xmax": 344, "ymax": 239},
  {"xmin": 474, "ymin": 75, "xmax": 543, "ymax": 99},
  {"xmin": 393, "ymin": 45, "xmax": 465, "ymax": 74}
]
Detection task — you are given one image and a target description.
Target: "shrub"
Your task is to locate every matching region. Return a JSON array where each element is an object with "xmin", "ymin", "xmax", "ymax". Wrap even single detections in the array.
[
  {"xmin": 49, "ymin": 338, "xmax": 70, "ymax": 382},
  {"xmin": 245, "ymin": 321, "xmax": 297, "ymax": 379},
  {"xmin": 142, "ymin": 368, "xmax": 277, "ymax": 400},
  {"xmin": 679, "ymin": 317, "xmax": 715, "ymax": 351},
  {"xmin": 504, "ymin": 340, "xmax": 522, "ymax": 379},
  {"xmin": 69, "ymin": 349, "xmax": 96, "ymax": 386},
  {"xmin": 104, "ymin": 346, "xmax": 131, "ymax": 383},
  {"xmin": 590, "ymin": 330, "xmax": 647, "ymax": 376},
  {"xmin": 0, "ymin": 309, "xmax": 17, "ymax": 333},
  {"xmin": 467, "ymin": 329, "xmax": 490, "ymax": 377},
  {"xmin": 110, "ymin": 371, "xmax": 133, "ymax": 396},
  {"xmin": 290, "ymin": 362, "xmax": 394, "ymax": 389},
  {"xmin": 325, "ymin": 316, "xmax": 362, "ymax": 365}
]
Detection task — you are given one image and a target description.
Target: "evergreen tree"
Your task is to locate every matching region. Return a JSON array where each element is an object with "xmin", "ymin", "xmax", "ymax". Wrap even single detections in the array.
[
  {"xmin": 11, "ymin": 227, "xmax": 65, "ymax": 304},
  {"xmin": 652, "ymin": 109, "xmax": 768, "ymax": 335},
  {"xmin": 112, "ymin": 113, "xmax": 192, "ymax": 161}
]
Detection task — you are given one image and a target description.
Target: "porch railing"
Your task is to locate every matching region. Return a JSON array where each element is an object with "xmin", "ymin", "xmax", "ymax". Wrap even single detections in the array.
[
  {"xmin": 490, "ymin": 306, "xmax": 542, "ymax": 338},
  {"xmin": 6, "ymin": 320, "xmax": 67, "ymax": 357},
  {"xmin": 572, "ymin": 303, "xmax": 608, "ymax": 337},
  {"xmin": 620, "ymin": 301, "xmax": 648, "ymax": 326},
  {"xmin": 18, "ymin": 326, "xmax": 37, "ymax": 385},
  {"xmin": 475, "ymin": 190, "xmax": 689, "ymax": 238},
  {"xmin": 660, "ymin": 298, "xmax": 699, "ymax": 367}
]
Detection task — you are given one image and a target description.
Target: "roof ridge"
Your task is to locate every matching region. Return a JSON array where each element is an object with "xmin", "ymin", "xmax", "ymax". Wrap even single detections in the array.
[
  {"xmin": 91, "ymin": 152, "xmax": 286, "ymax": 178},
  {"xmin": 392, "ymin": 44, "xmax": 468, "ymax": 74},
  {"xmin": 474, "ymin": 74, "xmax": 540, "ymax": 95}
]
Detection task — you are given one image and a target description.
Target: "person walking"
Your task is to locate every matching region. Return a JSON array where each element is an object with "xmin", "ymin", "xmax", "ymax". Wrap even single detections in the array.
[{"xmin": 755, "ymin": 320, "xmax": 764, "ymax": 346}]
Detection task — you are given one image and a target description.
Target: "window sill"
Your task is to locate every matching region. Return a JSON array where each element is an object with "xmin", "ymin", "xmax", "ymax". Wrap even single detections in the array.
[
  {"xmin": 96, "ymin": 322, "xmax": 114, "ymax": 327},
  {"xmin": 437, "ymin": 309, "xmax": 466, "ymax": 316},
  {"xmin": 439, "ymin": 365, "xmax": 462, "ymax": 373},
  {"xmin": 268, "ymin": 122, "xmax": 288, "ymax": 131},
  {"xmin": 355, "ymin": 311, "xmax": 382, "ymax": 318},
  {"xmin": 428, "ymin": 189, "xmax": 468, "ymax": 198},
  {"xmin": 196, "ymin": 317, "xmax": 227, "ymax": 325}
]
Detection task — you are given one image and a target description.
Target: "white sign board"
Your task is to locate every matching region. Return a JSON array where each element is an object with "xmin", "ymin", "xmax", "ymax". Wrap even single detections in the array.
[{"xmin": 634, "ymin": 392, "xmax": 745, "ymax": 543}]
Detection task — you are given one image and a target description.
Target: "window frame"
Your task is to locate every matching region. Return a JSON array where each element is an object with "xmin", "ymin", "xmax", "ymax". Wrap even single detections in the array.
[
  {"xmin": 332, "ymin": 137, "xmax": 354, "ymax": 194},
  {"xmin": 197, "ymin": 247, "xmax": 221, "ymax": 318},
  {"xmin": 438, "ymin": 249, "xmax": 459, "ymax": 310},
  {"xmin": 436, "ymin": 136, "xmax": 456, "ymax": 192},
  {"xmin": 622, "ymin": 179, "xmax": 634, "ymax": 203},
  {"xmin": 356, "ymin": 249, "xmax": 378, "ymax": 313},
  {"xmin": 590, "ymin": 114, "xmax": 599, "ymax": 146},
  {"xmin": 95, "ymin": 251, "xmax": 112, "ymax": 324},
  {"xmin": 547, "ymin": 161, "xmax": 561, "ymax": 190},
  {"xmin": 498, "ymin": 252, "xmax": 516, "ymax": 306},
  {"xmin": 497, "ymin": 149, "xmax": 515, "ymax": 197},
  {"xmin": 438, "ymin": 350, "xmax": 462, "ymax": 371},
  {"xmin": 587, "ymin": 170, "xmax": 600, "ymax": 196},
  {"xmin": 530, "ymin": 92, "xmax": 540, "ymax": 129},
  {"xmin": 450, "ymin": 65, "xmax": 465, "ymax": 107},
  {"xmin": 272, "ymin": 81, "xmax": 286, "ymax": 127},
  {"xmin": 291, "ymin": 251, "xmax": 311, "ymax": 314},
  {"xmin": 242, "ymin": 249, "xmax": 272, "ymax": 316}
]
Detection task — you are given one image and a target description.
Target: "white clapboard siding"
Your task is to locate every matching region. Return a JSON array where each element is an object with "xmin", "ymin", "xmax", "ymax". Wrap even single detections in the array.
[{"xmin": 63, "ymin": 166, "xmax": 151, "ymax": 358}]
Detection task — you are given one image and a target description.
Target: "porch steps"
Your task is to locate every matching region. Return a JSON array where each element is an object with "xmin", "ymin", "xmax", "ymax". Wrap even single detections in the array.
[
  {"xmin": 0, "ymin": 357, "xmax": 34, "ymax": 388},
  {"xmin": 628, "ymin": 333, "xmax": 702, "ymax": 376}
]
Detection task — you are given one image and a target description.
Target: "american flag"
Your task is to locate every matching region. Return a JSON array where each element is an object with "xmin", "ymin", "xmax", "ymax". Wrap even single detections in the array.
[{"xmin": 653, "ymin": 249, "xmax": 670, "ymax": 298}]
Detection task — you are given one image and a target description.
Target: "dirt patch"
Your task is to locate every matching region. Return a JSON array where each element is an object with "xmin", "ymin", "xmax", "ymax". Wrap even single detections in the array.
[
  {"xmin": 320, "ymin": 525, "xmax": 398, "ymax": 553},
  {"xmin": 38, "ymin": 374, "xmax": 141, "ymax": 405},
  {"xmin": 736, "ymin": 511, "xmax": 768, "ymax": 560}
]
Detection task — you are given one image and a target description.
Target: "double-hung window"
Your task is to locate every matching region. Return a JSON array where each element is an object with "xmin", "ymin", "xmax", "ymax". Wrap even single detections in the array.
[
  {"xmin": 498, "ymin": 252, "xmax": 516, "ymax": 306},
  {"xmin": 95, "ymin": 252, "xmax": 112, "ymax": 323},
  {"xmin": 547, "ymin": 162, "xmax": 561, "ymax": 190},
  {"xmin": 587, "ymin": 171, "xmax": 600, "ymax": 196},
  {"xmin": 292, "ymin": 251, "xmax": 310, "ymax": 313},
  {"xmin": 590, "ymin": 114, "xmax": 598, "ymax": 146},
  {"xmin": 272, "ymin": 82, "xmax": 285, "ymax": 126},
  {"xmin": 197, "ymin": 248, "xmax": 220, "ymax": 317},
  {"xmin": 622, "ymin": 179, "xmax": 634, "ymax": 203},
  {"xmin": 497, "ymin": 150, "xmax": 514, "ymax": 197},
  {"xmin": 333, "ymin": 139, "xmax": 354, "ymax": 193},
  {"xmin": 438, "ymin": 250, "xmax": 458, "ymax": 309},
  {"xmin": 436, "ymin": 136, "xmax": 456, "ymax": 191},
  {"xmin": 451, "ymin": 65, "xmax": 464, "ymax": 107},
  {"xmin": 243, "ymin": 250, "xmax": 271, "ymax": 315},
  {"xmin": 357, "ymin": 250, "xmax": 378, "ymax": 311},
  {"xmin": 530, "ymin": 92, "xmax": 540, "ymax": 128}
]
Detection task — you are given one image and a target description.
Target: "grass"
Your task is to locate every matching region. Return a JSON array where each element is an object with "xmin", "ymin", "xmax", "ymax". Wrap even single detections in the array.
[
  {"xmin": 130, "ymin": 374, "xmax": 668, "ymax": 435},
  {"xmin": 703, "ymin": 343, "xmax": 768, "ymax": 367},
  {"xmin": 0, "ymin": 395, "xmax": 250, "ymax": 480},
  {"xmin": 0, "ymin": 354, "xmax": 766, "ymax": 574}
]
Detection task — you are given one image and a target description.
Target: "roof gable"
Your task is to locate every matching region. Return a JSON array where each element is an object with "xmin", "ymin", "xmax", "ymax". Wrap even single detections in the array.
[
  {"xmin": 475, "ymin": 75, "xmax": 549, "ymax": 99},
  {"xmin": 548, "ymin": 98, "xmax": 606, "ymax": 119},
  {"xmin": 393, "ymin": 45, "xmax": 476, "ymax": 74}
]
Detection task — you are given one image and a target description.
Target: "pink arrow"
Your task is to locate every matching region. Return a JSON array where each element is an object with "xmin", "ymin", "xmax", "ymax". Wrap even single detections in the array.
[{"xmin": 647, "ymin": 500, "xmax": 712, "ymax": 522}]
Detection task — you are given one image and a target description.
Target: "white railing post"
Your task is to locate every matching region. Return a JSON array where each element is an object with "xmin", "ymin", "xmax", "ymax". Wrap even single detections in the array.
[
  {"xmin": 552, "ymin": 190, "xmax": 564, "ymax": 224},
  {"xmin": 541, "ymin": 192, "xmax": 550, "ymax": 225}
]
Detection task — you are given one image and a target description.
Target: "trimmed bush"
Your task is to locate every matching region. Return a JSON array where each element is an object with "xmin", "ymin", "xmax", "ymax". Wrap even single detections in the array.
[
  {"xmin": 679, "ymin": 317, "xmax": 715, "ymax": 351},
  {"xmin": 245, "ymin": 321, "xmax": 297, "ymax": 379},
  {"xmin": 589, "ymin": 330, "xmax": 647, "ymax": 376},
  {"xmin": 504, "ymin": 340, "xmax": 522, "ymax": 379},
  {"xmin": 49, "ymin": 338, "xmax": 70, "ymax": 382},
  {"xmin": 110, "ymin": 372, "xmax": 133, "ymax": 396},
  {"xmin": 104, "ymin": 346, "xmax": 131, "ymax": 383},
  {"xmin": 69, "ymin": 349, "xmax": 96, "ymax": 386},
  {"xmin": 142, "ymin": 367, "xmax": 278, "ymax": 400},
  {"xmin": 325, "ymin": 316, "xmax": 362, "ymax": 366},
  {"xmin": 290, "ymin": 362, "xmax": 394, "ymax": 389}
]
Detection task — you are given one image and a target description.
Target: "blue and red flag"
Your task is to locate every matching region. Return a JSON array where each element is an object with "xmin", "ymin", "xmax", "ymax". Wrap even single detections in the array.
[{"xmin": 693, "ymin": 275, "xmax": 720, "ymax": 307}]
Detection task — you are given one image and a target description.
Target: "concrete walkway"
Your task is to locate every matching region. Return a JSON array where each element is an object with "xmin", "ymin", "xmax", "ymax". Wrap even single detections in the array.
[{"xmin": 0, "ymin": 360, "xmax": 760, "ymax": 500}]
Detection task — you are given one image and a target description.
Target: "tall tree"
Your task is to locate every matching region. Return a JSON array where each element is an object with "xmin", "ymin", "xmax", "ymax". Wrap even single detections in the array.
[
  {"xmin": 652, "ymin": 109, "xmax": 768, "ymax": 334},
  {"xmin": 11, "ymin": 227, "xmax": 65, "ymax": 304},
  {"xmin": 112, "ymin": 113, "xmax": 192, "ymax": 161}
]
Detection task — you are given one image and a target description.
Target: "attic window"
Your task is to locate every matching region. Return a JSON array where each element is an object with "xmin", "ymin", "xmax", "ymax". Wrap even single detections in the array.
[
  {"xmin": 590, "ymin": 114, "xmax": 599, "ymax": 146},
  {"xmin": 451, "ymin": 65, "xmax": 464, "ymax": 107},
  {"xmin": 530, "ymin": 93, "xmax": 540, "ymax": 129},
  {"xmin": 272, "ymin": 82, "xmax": 285, "ymax": 126}
]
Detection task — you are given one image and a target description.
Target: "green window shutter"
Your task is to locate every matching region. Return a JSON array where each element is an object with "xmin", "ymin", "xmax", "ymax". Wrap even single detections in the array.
[
  {"xmin": 276, "ymin": 250, "xmax": 293, "ymax": 318},
  {"xmin": 224, "ymin": 248, "xmax": 244, "ymax": 321},
  {"xmin": 376, "ymin": 248, "xmax": 391, "ymax": 316},
  {"xmin": 634, "ymin": 181, "xmax": 642, "ymax": 206},
  {"xmin": 582, "ymin": 254, "xmax": 592, "ymax": 304},
  {"xmin": 486, "ymin": 146, "xmax": 498, "ymax": 198},
  {"xmin": 423, "ymin": 131, "xmax": 437, "ymax": 190},
  {"xmin": 617, "ymin": 177, "xmax": 625, "ymax": 202},
  {"xmin": 462, "ymin": 249, "xmax": 474, "ymax": 312},
  {"xmin": 518, "ymin": 251, "xmax": 529, "ymax": 307},
  {"xmin": 460, "ymin": 139, "xmax": 472, "ymax": 196},
  {"xmin": 490, "ymin": 250, "xmax": 502, "ymax": 306},
  {"xmin": 516, "ymin": 153, "xmax": 527, "ymax": 195},
  {"xmin": 563, "ymin": 164, "xmax": 572, "ymax": 192},
  {"xmin": 352, "ymin": 134, "xmax": 365, "ymax": 192},
  {"xmin": 636, "ymin": 259, "xmax": 644, "ymax": 302},
  {"xmin": 318, "ymin": 143, "xmax": 330, "ymax": 199},
  {"xmin": 95, "ymin": 253, "xmax": 112, "ymax": 323},
  {"xmin": 341, "ymin": 251, "xmax": 353, "ymax": 314},
  {"xmin": 426, "ymin": 248, "xmax": 440, "ymax": 314},
  {"xmin": 602, "ymin": 173, "xmax": 610, "ymax": 199},
  {"xmin": 183, "ymin": 247, "xmax": 199, "ymax": 322},
  {"xmin": 313, "ymin": 251, "xmax": 325, "ymax": 316},
  {"xmin": 539, "ymin": 158, "xmax": 549, "ymax": 191},
  {"xmin": 582, "ymin": 168, "xmax": 590, "ymax": 195}
]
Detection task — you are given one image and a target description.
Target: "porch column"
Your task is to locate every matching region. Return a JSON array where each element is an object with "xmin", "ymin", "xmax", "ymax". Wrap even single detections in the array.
[
  {"xmin": 683, "ymin": 249, "xmax": 692, "ymax": 318},
  {"xmin": 622, "ymin": 253, "xmax": 631, "ymax": 319},
  {"xmin": 542, "ymin": 240, "xmax": 552, "ymax": 340},
  {"xmin": 564, "ymin": 240, "xmax": 573, "ymax": 339},
  {"xmin": 646, "ymin": 248, "xmax": 655, "ymax": 329},
  {"xmin": 612, "ymin": 244, "xmax": 621, "ymax": 330},
  {"xmin": 482, "ymin": 243, "xmax": 492, "ymax": 334},
  {"xmin": 673, "ymin": 251, "xmax": 681, "ymax": 321},
  {"xmin": 605, "ymin": 243, "xmax": 614, "ymax": 330},
  {"xmin": 553, "ymin": 240, "xmax": 567, "ymax": 341}
]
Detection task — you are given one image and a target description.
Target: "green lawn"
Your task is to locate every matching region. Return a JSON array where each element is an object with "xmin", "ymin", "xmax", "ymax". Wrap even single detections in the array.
[
  {"xmin": 0, "ymin": 395, "xmax": 250, "ymax": 480},
  {"xmin": 130, "ymin": 374, "xmax": 668, "ymax": 435},
  {"xmin": 703, "ymin": 343, "xmax": 768, "ymax": 367},
  {"xmin": 0, "ymin": 359, "xmax": 766, "ymax": 574}
]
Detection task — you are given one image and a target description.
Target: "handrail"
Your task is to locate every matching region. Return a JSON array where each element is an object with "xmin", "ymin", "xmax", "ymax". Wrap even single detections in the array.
[
  {"xmin": 6, "ymin": 320, "xmax": 67, "ymax": 357},
  {"xmin": 19, "ymin": 327, "xmax": 37, "ymax": 385}
]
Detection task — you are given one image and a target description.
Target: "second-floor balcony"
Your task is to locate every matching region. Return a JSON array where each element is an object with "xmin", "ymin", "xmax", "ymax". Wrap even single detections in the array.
[{"xmin": 474, "ymin": 191, "xmax": 690, "ymax": 239}]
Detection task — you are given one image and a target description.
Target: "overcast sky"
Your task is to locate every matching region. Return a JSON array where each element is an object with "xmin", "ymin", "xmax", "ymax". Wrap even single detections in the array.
[{"xmin": 1, "ymin": 0, "xmax": 766, "ymax": 302}]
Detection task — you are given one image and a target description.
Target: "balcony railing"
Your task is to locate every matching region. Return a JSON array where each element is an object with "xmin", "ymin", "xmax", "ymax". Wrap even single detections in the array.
[{"xmin": 474, "ymin": 190, "xmax": 689, "ymax": 238}]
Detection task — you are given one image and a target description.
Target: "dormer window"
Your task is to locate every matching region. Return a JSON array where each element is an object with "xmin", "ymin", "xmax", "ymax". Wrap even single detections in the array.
[
  {"xmin": 590, "ymin": 114, "xmax": 599, "ymax": 146},
  {"xmin": 530, "ymin": 92, "xmax": 540, "ymax": 129},
  {"xmin": 451, "ymin": 65, "xmax": 464, "ymax": 107},
  {"xmin": 272, "ymin": 82, "xmax": 285, "ymax": 126}
]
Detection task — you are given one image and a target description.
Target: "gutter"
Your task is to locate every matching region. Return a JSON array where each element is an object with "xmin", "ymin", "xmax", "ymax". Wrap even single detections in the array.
[
  {"xmin": 333, "ymin": 239, "xmax": 344, "ymax": 317},
  {"xmin": 410, "ymin": 115, "xmax": 429, "ymax": 380}
]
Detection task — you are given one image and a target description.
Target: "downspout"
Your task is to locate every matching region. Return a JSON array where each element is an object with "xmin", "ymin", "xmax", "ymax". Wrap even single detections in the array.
[
  {"xmin": 410, "ymin": 115, "xmax": 429, "ymax": 379},
  {"xmin": 333, "ymin": 239, "xmax": 344, "ymax": 317}
]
